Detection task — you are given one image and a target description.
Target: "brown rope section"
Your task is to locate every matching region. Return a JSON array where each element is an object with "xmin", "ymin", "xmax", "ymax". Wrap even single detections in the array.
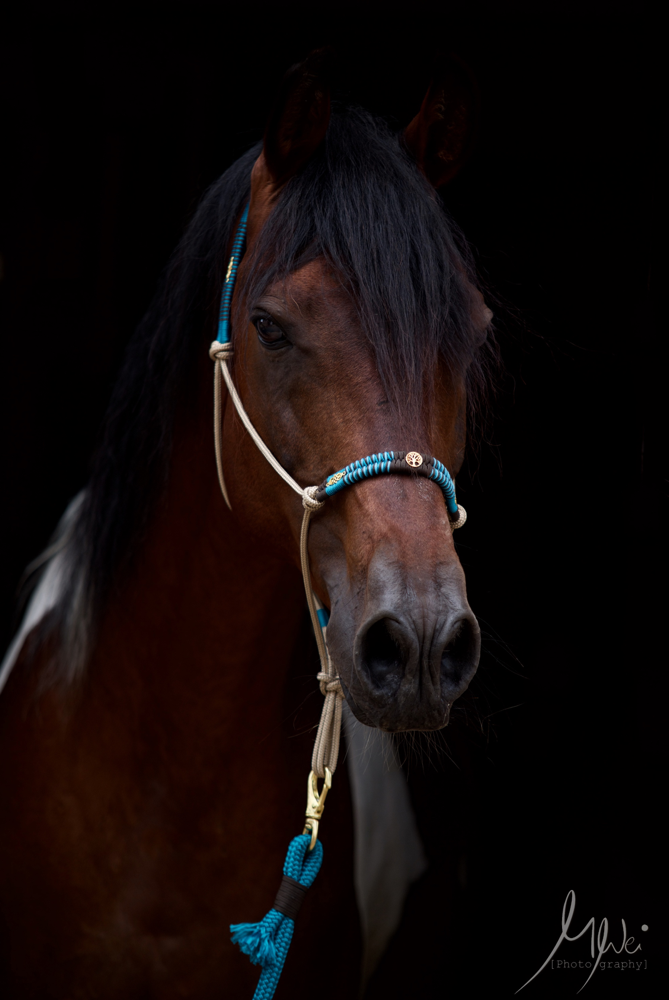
[{"xmin": 272, "ymin": 875, "xmax": 308, "ymax": 921}]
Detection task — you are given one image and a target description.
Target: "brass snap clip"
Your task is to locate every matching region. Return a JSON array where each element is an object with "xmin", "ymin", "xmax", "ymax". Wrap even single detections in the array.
[{"xmin": 303, "ymin": 767, "xmax": 332, "ymax": 851}]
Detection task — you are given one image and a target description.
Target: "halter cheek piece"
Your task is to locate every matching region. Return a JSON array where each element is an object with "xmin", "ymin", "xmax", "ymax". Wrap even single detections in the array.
[{"xmin": 209, "ymin": 203, "xmax": 467, "ymax": 844}]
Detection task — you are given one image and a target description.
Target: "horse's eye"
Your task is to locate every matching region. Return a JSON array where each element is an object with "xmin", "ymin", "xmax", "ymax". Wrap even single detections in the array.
[{"xmin": 254, "ymin": 315, "xmax": 288, "ymax": 349}]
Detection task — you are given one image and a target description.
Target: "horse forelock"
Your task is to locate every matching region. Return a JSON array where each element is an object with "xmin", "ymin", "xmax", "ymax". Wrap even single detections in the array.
[{"xmin": 243, "ymin": 106, "xmax": 495, "ymax": 428}]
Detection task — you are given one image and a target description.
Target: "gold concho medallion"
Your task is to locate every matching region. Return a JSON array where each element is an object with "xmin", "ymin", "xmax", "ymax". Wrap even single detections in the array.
[
  {"xmin": 405, "ymin": 451, "xmax": 423, "ymax": 468},
  {"xmin": 326, "ymin": 471, "xmax": 345, "ymax": 487}
]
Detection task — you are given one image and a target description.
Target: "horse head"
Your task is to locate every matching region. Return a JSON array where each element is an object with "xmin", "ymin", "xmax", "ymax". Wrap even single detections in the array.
[{"xmin": 216, "ymin": 50, "xmax": 490, "ymax": 733}]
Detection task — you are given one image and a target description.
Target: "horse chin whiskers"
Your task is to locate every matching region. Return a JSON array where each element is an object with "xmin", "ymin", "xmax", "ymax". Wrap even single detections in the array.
[{"xmin": 392, "ymin": 727, "xmax": 460, "ymax": 775}]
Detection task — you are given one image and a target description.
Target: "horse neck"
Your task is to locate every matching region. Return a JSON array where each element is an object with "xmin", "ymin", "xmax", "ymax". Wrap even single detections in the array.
[{"xmin": 87, "ymin": 401, "xmax": 306, "ymax": 757}]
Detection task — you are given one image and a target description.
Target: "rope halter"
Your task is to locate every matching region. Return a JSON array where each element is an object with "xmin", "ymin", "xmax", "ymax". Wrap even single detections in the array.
[{"xmin": 210, "ymin": 202, "xmax": 467, "ymax": 847}]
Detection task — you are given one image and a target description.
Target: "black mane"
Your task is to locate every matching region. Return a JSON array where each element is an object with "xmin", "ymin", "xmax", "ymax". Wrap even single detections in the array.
[{"xmin": 35, "ymin": 107, "xmax": 495, "ymax": 684}]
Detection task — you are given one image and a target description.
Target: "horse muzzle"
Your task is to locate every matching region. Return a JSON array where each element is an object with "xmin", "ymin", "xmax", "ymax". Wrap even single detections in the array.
[{"xmin": 325, "ymin": 551, "xmax": 481, "ymax": 732}]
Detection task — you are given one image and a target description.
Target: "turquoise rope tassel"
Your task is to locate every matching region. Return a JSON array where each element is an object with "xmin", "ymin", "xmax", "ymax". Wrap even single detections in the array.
[{"xmin": 230, "ymin": 834, "xmax": 323, "ymax": 1000}]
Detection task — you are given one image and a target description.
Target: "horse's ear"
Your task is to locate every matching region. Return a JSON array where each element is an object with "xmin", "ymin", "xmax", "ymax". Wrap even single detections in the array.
[
  {"xmin": 263, "ymin": 48, "xmax": 333, "ymax": 187},
  {"xmin": 403, "ymin": 56, "xmax": 479, "ymax": 188}
]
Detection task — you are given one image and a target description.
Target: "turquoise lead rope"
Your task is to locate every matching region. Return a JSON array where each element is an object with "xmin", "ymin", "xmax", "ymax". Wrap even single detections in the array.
[{"xmin": 230, "ymin": 835, "xmax": 323, "ymax": 1000}]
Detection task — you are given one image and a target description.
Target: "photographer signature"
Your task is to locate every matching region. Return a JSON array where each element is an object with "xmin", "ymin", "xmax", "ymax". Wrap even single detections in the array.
[{"xmin": 516, "ymin": 889, "xmax": 645, "ymax": 993}]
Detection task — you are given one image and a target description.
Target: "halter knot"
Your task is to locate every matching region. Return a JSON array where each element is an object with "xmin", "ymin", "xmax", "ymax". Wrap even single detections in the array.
[
  {"xmin": 209, "ymin": 340, "xmax": 234, "ymax": 362},
  {"xmin": 302, "ymin": 486, "xmax": 325, "ymax": 512},
  {"xmin": 317, "ymin": 671, "xmax": 343, "ymax": 698},
  {"xmin": 449, "ymin": 504, "xmax": 468, "ymax": 530}
]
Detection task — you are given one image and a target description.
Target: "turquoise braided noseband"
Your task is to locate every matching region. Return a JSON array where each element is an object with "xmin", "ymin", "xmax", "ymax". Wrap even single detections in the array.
[{"xmin": 314, "ymin": 450, "xmax": 460, "ymax": 518}]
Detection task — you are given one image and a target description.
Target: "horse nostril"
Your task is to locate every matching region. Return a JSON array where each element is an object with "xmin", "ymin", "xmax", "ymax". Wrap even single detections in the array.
[
  {"xmin": 360, "ymin": 618, "xmax": 405, "ymax": 692},
  {"xmin": 440, "ymin": 616, "xmax": 479, "ymax": 693}
]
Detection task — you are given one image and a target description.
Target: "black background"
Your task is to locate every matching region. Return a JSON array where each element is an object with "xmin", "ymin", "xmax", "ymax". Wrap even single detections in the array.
[{"xmin": 1, "ymin": 2, "xmax": 664, "ymax": 997}]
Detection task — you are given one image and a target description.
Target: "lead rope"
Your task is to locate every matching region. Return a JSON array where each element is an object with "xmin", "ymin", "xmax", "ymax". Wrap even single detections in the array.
[{"xmin": 211, "ymin": 341, "xmax": 342, "ymax": 1000}]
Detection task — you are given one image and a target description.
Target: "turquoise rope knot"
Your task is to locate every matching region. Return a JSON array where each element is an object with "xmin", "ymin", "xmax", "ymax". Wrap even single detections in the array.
[{"xmin": 230, "ymin": 834, "xmax": 323, "ymax": 1000}]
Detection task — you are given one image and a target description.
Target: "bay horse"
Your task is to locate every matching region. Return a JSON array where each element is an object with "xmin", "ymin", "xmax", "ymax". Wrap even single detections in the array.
[{"xmin": 0, "ymin": 50, "xmax": 493, "ymax": 998}]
